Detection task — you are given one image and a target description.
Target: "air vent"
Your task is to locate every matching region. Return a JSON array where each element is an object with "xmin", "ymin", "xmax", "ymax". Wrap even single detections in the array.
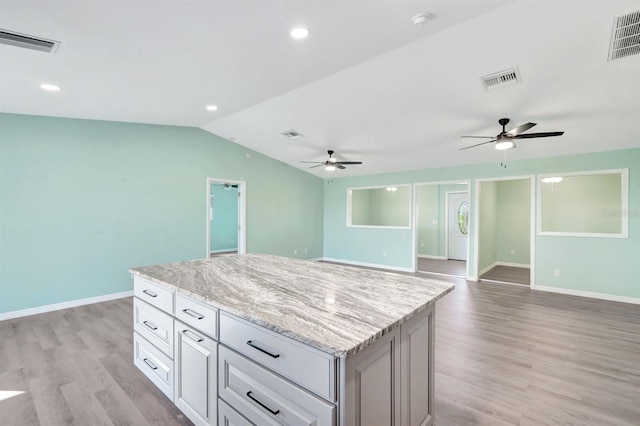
[
  {"xmin": 0, "ymin": 29, "xmax": 60, "ymax": 53},
  {"xmin": 280, "ymin": 129, "xmax": 304, "ymax": 139},
  {"xmin": 480, "ymin": 67, "xmax": 521, "ymax": 91},
  {"xmin": 608, "ymin": 10, "xmax": 640, "ymax": 61}
]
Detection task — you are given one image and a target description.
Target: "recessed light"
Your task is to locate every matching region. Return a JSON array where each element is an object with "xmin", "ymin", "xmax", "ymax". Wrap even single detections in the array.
[
  {"xmin": 412, "ymin": 13, "xmax": 432, "ymax": 26},
  {"xmin": 206, "ymin": 105, "xmax": 218, "ymax": 111},
  {"xmin": 40, "ymin": 84, "xmax": 61, "ymax": 92},
  {"xmin": 290, "ymin": 27, "xmax": 309, "ymax": 39}
]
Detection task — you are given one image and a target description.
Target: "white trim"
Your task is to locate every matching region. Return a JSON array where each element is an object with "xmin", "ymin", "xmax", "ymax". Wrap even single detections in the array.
[
  {"xmin": 535, "ymin": 285, "xmax": 640, "ymax": 305},
  {"xmin": 346, "ymin": 184, "xmax": 412, "ymax": 229},
  {"xmin": 417, "ymin": 254, "xmax": 447, "ymax": 260},
  {"xmin": 321, "ymin": 257, "xmax": 414, "ymax": 273},
  {"xmin": 479, "ymin": 262, "xmax": 497, "ymax": 277},
  {"xmin": 416, "ymin": 270, "xmax": 466, "ymax": 279},
  {"xmin": 474, "ymin": 175, "xmax": 536, "ymax": 288},
  {"xmin": 496, "ymin": 261, "xmax": 530, "ymax": 268},
  {"xmin": 210, "ymin": 249, "xmax": 237, "ymax": 254},
  {"xmin": 307, "ymin": 257, "xmax": 324, "ymax": 262},
  {"xmin": 536, "ymin": 168, "xmax": 629, "ymax": 239},
  {"xmin": 0, "ymin": 291, "xmax": 134, "ymax": 321},
  {"xmin": 207, "ymin": 178, "xmax": 247, "ymax": 258}
]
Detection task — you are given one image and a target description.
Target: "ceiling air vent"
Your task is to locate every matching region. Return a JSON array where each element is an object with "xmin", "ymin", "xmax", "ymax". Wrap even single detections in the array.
[
  {"xmin": 0, "ymin": 29, "xmax": 60, "ymax": 53},
  {"xmin": 280, "ymin": 129, "xmax": 304, "ymax": 139},
  {"xmin": 608, "ymin": 10, "xmax": 640, "ymax": 61},
  {"xmin": 480, "ymin": 67, "xmax": 521, "ymax": 91}
]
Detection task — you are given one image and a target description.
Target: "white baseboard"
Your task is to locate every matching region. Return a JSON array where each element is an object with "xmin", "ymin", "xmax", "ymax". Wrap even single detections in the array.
[
  {"xmin": 0, "ymin": 290, "xmax": 134, "ymax": 321},
  {"xmin": 417, "ymin": 255, "xmax": 446, "ymax": 260},
  {"xmin": 496, "ymin": 261, "xmax": 530, "ymax": 268},
  {"xmin": 535, "ymin": 285, "xmax": 640, "ymax": 305},
  {"xmin": 307, "ymin": 257, "xmax": 324, "ymax": 262},
  {"xmin": 210, "ymin": 249, "xmax": 238, "ymax": 254},
  {"xmin": 478, "ymin": 262, "xmax": 497, "ymax": 277},
  {"xmin": 321, "ymin": 257, "xmax": 414, "ymax": 273}
]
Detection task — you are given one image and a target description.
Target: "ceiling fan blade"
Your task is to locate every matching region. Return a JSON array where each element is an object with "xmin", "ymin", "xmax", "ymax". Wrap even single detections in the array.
[
  {"xmin": 507, "ymin": 122, "xmax": 536, "ymax": 136},
  {"xmin": 336, "ymin": 164, "xmax": 346, "ymax": 169},
  {"xmin": 309, "ymin": 164, "xmax": 325, "ymax": 168},
  {"xmin": 513, "ymin": 131, "xmax": 564, "ymax": 139},
  {"xmin": 300, "ymin": 161, "xmax": 324, "ymax": 163},
  {"xmin": 337, "ymin": 161, "xmax": 362, "ymax": 165},
  {"xmin": 460, "ymin": 139, "xmax": 496, "ymax": 150},
  {"xmin": 460, "ymin": 136, "xmax": 495, "ymax": 139}
]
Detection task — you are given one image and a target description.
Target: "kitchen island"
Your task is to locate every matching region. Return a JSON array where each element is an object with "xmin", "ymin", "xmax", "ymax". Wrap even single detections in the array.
[{"xmin": 130, "ymin": 254, "xmax": 454, "ymax": 426}]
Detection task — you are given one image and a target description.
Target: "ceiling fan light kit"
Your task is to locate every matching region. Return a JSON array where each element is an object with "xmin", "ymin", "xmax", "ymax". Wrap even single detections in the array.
[
  {"xmin": 495, "ymin": 138, "xmax": 515, "ymax": 150},
  {"xmin": 460, "ymin": 117, "xmax": 565, "ymax": 152},
  {"xmin": 300, "ymin": 150, "xmax": 363, "ymax": 172}
]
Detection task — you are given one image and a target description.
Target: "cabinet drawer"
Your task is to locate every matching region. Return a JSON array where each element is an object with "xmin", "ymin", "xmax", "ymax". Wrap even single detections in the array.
[
  {"xmin": 133, "ymin": 298, "xmax": 174, "ymax": 358},
  {"xmin": 218, "ymin": 399, "xmax": 254, "ymax": 426},
  {"xmin": 134, "ymin": 332, "xmax": 174, "ymax": 400},
  {"xmin": 219, "ymin": 346, "xmax": 335, "ymax": 426},
  {"xmin": 134, "ymin": 276, "xmax": 174, "ymax": 314},
  {"xmin": 220, "ymin": 312, "xmax": 335, "ymax": 401},
  {"xmin": 175, "ymin": 294, "xmax": 218, "ymax": 339}
]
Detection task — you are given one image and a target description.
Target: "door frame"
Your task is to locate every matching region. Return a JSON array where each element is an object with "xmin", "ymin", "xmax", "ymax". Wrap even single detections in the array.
[
  {"xmin": 445, "ymin": 191, "xmax": 469, "ymax": 261},
  {"xmin": 206, "ymin": 177, "xmax": 246, "ymax": 257},
  {"xmin": 473, "ymin": 175, "xmax": 535, "ymax": 287},
  {"xmin": 412, "ymin": 180, "xmax": 471, "ymax": 278}
]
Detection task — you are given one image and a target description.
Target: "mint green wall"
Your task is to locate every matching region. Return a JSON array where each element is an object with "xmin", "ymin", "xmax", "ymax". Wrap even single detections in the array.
[
  {"xmin": 369, "ymin": 187, "xmax": 410, "ymax": 227},
  {"xmin": 350, "ymin": 189, "xmax": 370, "ymax": 225},
  {"xmin": 541, "ymin": 173, "xmax": 622, "ymax": 234},
  {"xmin": 0, "ymin": 113, "xmax": 323, "ymax": 313},
  {"xmin": 324, "ymin": 148, "xmax": 640, "ymax": 299},
  {"xmin": 496, "ymin": 179, "xmax": 530, "ymax": 265},
  {"xmin": 210, "ymin": 184, "xmax": 238, "ymax": 252},
  {"xmin": 478, "ymin": 181, "xmax": 498, "ymax": 272},
  {"xmin": 417, "ymin": 185, "xmax": 439, "ymax": 256}
]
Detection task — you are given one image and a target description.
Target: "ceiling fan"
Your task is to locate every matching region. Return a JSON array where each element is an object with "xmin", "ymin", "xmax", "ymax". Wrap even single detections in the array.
[
  {"xmin": 301, "ymin": 150, "xmax": 363, "ymax": 171},
  {"xmin": 460, "ymin": 118, "xmax": 564, "ymax": 151}
]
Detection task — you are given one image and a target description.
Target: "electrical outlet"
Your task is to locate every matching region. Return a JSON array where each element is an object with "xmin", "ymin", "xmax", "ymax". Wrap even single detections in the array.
[
  {"xmin": 420, "ymin": 242, "xmax": 424, "ymax": 247},
  {"xmin": 294, "ymin": 249, "xmax": 298, "ymax": 255},
  {"xmin": 431, "ymin": 220, "xmax": 437, "ymax": 225},
  {"xmin": 511, "ymin": 249, "xmax": 515, "ymax": 255},
  {"xmin": 553, "ymin": 269, "xmax": 560, "ymax": 277},
  {"xmin": 304, "ymin": 248, "xmax": 308, "ymax": 254},
  {"xmin": 383, "ymin": 252, "xmax": 387, "ymax": 257}
]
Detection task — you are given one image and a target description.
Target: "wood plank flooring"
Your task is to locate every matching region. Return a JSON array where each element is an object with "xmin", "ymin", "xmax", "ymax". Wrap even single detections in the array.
[
  {"xmin": 481, "ymin": 265, "xmax": 531, "ymax": 286},
  {"xmin": 1, "ymin": 278, "xmax": 639, "ymax": 425},
  {"xmin": 418, "ymin": 258, "xmax": 467, "ymax": 277}
]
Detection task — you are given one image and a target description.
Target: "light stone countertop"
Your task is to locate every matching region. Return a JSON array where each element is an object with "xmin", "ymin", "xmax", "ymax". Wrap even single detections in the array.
[{"xmin": 130, "ymin": 254, "xmax": 455, "ymax": 358}]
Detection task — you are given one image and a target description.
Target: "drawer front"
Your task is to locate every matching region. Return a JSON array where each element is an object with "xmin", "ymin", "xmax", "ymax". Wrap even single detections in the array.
[
  {"xmin": 219, "ymin": 399, "xmax": 254, "ymax": 426},
  {"xmin": 218, "ymin": 346, "xmax": 335, "ymax": 426},
  {"xmin": 134, "ymin": 332, "xmax": 174, "ymax": 400},
  {"xmin": 220, "ymin": 312, "xmax": 335, "ymax": 401},
  {"xmin": 133, "ymin": 298, "xmax": 174, "ymax": 358},
  {"xmin": 175, "ymin": 294, "xmax": 218, "ymax": 339},
  {"xmin": 134, "ymin": 276, "xmax": 174, "ymax": 314}
]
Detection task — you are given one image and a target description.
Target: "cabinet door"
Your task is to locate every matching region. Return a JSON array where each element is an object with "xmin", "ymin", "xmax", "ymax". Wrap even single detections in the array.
[
  {"xmin": 344, "ymin": 328, "xmax": 401, "ymax": 426},
  {"xmin": 175, "ymin": 321, "xmax": 217, "ymax": 426},
  {"xmin": 400, "ymin": 307, "xmax": 434, "ymax": 426},
  {"xmin": 218, "ymin": 399, "xmax": 254, "ymax": 426}
]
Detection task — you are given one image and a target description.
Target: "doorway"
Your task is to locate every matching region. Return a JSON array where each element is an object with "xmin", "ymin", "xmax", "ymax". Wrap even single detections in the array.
[
  {"xmin": 414, "ymin": 181, "xmax": 470, "ymax": 278},
  {"xmin": 207, "ymin": 178, "xmax": 246, "ymax": 258},
  {"xmin": 474, "ymin": 176, "xmax": 534, "ymax": 286}
]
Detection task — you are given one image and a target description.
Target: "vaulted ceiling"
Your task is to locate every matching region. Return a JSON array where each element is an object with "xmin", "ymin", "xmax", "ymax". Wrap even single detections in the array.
[{"xmin": 1, "ymin": 0, "xmax": 639, "ymax": 177}]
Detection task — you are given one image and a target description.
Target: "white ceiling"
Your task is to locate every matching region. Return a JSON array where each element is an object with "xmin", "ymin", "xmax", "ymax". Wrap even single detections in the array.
[{"xmin": 1, "ymin": 0, "xmax": 639, "ymax": 177}]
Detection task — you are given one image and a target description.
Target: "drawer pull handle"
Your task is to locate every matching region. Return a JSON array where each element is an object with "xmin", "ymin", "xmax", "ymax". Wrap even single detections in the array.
[
  {"xmin": 183, "ymin": 329, "xmax": 204, "ymax": 343},
  {"xmin": 182, "ymin": 308, "xmax": 204, "ymax": 320},
  {"xmin": 143, "ymin": 320, "xmax": 158, "ymax": 331},
  {"xmin": 142, "ymin": 289, "xmax": 158, "ymax": 298},
  {"xmin": 246, "ymin": 340, "xmax": 280, "ymax": 358},
  {"xmin": 143, "ymin": 357, "xmax": 158, "ymax": 370},
  {"xmin": 246, "ymin": 391, "xmax": 280, "ymax": 416}
]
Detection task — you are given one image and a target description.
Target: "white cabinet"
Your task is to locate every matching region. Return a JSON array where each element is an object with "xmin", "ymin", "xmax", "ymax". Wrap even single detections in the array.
[
  {"xmin": 133, "ymin": 332, "xmax": 174, "ymax": 399},
  {"xmin": 175, "ymin": 320, "xmax": 218, "ymax": 426},
  {"xmin": 219, "ymin": 346, "xmax": 335, "ymax": 426},
  {"xmin": 176, "ymin": 293, "xmax": 218, "ymax": 339},
  {"xmin": 133, "ymin": 298, "xmax": 174, "ymax": 357},
  {"xmin": 218, "ymin": 399, "xmax": 254, "ymax": 426},
  {"xmin": 134, "ymin": 276, "xmax": 174, "ymax": 314}
]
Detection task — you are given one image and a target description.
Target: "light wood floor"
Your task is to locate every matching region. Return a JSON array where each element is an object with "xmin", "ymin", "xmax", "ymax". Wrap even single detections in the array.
[
  {"xmin": 481, "ymin": 265, "xmax": 531, "ymax": 286},
  {"xmin": 418, "ymin": 258, "xmax": 467, "ymax": 277},
  {"xmin": 1, "ymin": 279, "xmax": 639, "ymax": 425}
]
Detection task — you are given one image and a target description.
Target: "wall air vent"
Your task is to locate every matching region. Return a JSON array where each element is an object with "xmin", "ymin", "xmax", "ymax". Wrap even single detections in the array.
[
  {"xmin": 480, "ymin": 67, "xmax": 521, "ymax": 91},
  {"xmin": 280, "ymin": 129, "xmax": 304, "ymax": 139},
  {"xmin": 0, "ymin": 29, "xmax": 60, "ymax": 53},
  {"xmin": 608, "ymin": 10, "xmax": 640, "ymax": 61}
]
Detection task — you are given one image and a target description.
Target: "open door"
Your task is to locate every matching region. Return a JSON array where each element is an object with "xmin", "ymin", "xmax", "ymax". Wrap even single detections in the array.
[{"xmin": 207, "ymin": 178, "xmax": 246, "ymax": 257}]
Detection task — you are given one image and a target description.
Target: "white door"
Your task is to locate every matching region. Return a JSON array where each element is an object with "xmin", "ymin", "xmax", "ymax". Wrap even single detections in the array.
[{"xmin": 447, "ymin": 192, "xmax": 469, "ymax": 261}]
